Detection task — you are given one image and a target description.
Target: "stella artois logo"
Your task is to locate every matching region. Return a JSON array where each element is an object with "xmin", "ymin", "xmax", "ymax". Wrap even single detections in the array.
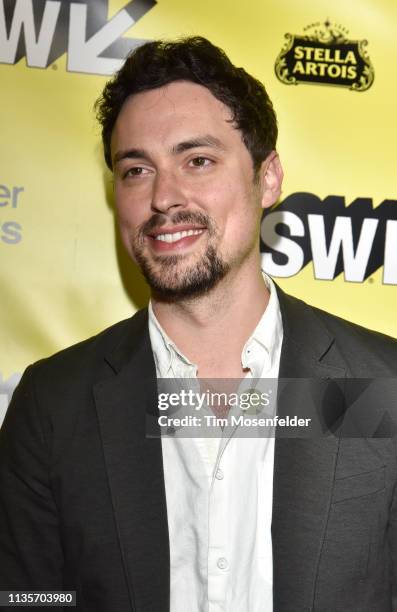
[{"xmin": 275, "ymin": 20, "xmax": 374, "ymax": 91}]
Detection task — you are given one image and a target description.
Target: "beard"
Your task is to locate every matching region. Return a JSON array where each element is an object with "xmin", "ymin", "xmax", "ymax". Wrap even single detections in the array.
[{"xmin": 131, "ymin": 211, "xmax": 230, "ymax": 299}]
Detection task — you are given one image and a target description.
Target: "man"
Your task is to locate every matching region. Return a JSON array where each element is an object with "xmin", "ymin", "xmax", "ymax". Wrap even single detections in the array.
[{"xmin": 0, "ymin": 36, "xmax": 397, "ymax": 612}]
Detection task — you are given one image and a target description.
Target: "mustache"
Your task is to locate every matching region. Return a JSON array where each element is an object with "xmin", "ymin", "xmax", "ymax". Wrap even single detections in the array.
[{"xmin": 140, "ymin": 211, "xmax": 212, "ymax": 236}]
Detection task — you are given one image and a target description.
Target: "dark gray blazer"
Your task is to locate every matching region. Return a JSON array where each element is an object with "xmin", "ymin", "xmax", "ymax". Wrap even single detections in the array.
[{"xmin": 1, "ymin": 287, "xmax": 397, "ymax": 611}]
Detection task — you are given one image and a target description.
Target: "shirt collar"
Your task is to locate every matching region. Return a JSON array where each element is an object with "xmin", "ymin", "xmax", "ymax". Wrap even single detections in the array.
[
  {"xmin": 148, "ymin": 270, "xmax": 282, "ymax": 378},
  {"xmin": 148, "ymin": 301, "xmax": 196, "ymax": 377},
  {"xmin": 241, "ymin": 272, "xmax": 282, "ymax": 373}
]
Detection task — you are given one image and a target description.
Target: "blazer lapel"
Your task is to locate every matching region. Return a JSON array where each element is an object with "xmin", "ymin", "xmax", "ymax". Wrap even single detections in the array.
[
  {"xmin": 272, "ymin": 288, "xmax": 346, "ymax": 610},
  {"xmin": 93, "ymin": 310, "xmax": 169, "ymax": 612}
]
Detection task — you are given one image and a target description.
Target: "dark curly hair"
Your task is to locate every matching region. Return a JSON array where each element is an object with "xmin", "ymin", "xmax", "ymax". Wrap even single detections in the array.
[{"xmin": 95, "ymin": 36, "xmax": 278, "ymax": 172}]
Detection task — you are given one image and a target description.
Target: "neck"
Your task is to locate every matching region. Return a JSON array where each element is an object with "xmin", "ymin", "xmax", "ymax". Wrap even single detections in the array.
[{"xmin": 151, "ymin": 260, "xmax": 270, "ymax": 377}]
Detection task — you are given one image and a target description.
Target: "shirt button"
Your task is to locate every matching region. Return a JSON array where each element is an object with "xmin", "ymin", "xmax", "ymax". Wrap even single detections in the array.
[
  {"xmin": 215, "ymin": 468, "xmax": 224, "ymax": 480},
  {"xmin": 217, "ymin": 557, "xmax": 229, "ymax": 570}
]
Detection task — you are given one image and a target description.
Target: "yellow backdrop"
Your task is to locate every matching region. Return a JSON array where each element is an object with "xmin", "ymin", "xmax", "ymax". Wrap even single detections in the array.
[{"xmin": 1, "ymin": 0, "xmax": 396, "ymax": 421}]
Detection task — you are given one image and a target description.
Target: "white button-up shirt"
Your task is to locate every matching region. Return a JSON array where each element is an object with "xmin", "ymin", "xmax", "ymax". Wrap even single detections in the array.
[{"xmin": 148, "ymin": 273, "xmax": 283, "ymax": 612}]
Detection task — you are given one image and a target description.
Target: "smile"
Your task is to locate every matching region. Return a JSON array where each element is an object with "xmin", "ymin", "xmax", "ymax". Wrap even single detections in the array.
[
  {"xmin": 147, "ymin": 226, "xmax": 206, "ymax": 253},
  {"xmin": 154, "ymin": 229, "xmax": 204, "ymax": 243}
]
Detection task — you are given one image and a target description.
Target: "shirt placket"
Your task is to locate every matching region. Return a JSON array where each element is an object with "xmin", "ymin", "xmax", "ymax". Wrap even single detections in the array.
[{"xmin": 207, "ymin": 432, "xmax": 232, "ymax": 612}]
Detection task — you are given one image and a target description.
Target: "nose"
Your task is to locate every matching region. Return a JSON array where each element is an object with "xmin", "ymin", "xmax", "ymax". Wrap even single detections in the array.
[{"xmin": 151, "ymin": 170, "xmax": 187, "ymax": 213}]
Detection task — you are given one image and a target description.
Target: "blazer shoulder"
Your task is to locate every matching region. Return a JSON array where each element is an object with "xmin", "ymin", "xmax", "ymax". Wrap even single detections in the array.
[
  {"xmin": 290, "ymin": 293, "xmax": 397, "ymax": 376},
  {"xmin": 4, "ymin": 310, "xmax": 150, "ymax": 447},
  {"xmin": 26, "ymin": 308, "xmax": 149, "ymax": 387}
]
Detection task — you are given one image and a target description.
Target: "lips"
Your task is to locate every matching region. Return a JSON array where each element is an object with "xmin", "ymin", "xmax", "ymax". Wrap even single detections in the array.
[
  {"xmin": 154, "ymin": 228, "xmax": 204, "ymax": 243},
  {"xmin": 148, "ymin": 224, "xmax": 206, "ymax": 237},
  {"xmin": 146, "ymin": 225, "xmax": 206, "ymax": 251}
]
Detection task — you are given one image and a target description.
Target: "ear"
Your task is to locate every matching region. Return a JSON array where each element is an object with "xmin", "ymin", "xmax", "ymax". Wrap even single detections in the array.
[{"xmin": 258, "ymin": 151, "xmax": 284, "ymax": 209}]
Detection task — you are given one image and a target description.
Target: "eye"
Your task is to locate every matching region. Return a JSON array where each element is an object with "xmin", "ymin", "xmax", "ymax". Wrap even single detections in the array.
[
  {"xmin": 189, "ymin": 156, "xmax": 212, "ymax": 168},
  {"xmin": 123, "ymin": 167, "xmax": 150, "ymax": 179}
]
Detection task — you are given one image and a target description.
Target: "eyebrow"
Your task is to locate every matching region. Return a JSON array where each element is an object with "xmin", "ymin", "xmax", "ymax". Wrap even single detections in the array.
[
  {"xmin": 171, "ymin": 135, "xmax": 225, "ymax": 154},
  {"xmin": 113, "ymin": 135, "xmax": 225, "ymax": 165}
]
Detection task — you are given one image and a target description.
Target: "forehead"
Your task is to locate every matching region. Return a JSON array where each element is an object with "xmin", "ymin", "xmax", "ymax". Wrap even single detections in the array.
[{"xmin": 111, "ymin": 80, "xmax": 241, "ymax": 152}]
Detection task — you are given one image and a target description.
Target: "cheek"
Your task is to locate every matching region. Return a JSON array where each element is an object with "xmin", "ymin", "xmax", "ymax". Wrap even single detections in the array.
[
  {"xmin": 114, "ymin": 203, "xmax": 143, "ymax": 259},
  {"xmin": 116, "ymin": 205, "xmax": 133, "ymax": 230},
  {"xmin": 198, "ymin": 181, "xmax": 238, "ymax": 228},
  {"xmin": 115, "ymin": 190, "xmax": 144, "ymax": 234},
  {"xmin": 116, "ymin": 215, "xmax": 134, "ymax": 257},
  {"xmin": 217, "ymin": 185, "xmax": 260, "ymax": 238},
  {"xmin": 223, "ymin": 214, "xmax": 258, "ymax": 251}
]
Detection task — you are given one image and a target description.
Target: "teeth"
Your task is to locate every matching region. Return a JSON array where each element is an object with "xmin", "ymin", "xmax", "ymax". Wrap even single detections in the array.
[{"xmin": 155, "ymin": 229, "xmax": 204, "ymax": 243}]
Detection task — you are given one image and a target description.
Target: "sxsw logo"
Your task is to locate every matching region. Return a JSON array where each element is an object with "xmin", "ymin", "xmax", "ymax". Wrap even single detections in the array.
[
  {"xmin": 0, "ymin": 0, "xmax": 156, "ymax": 75},
  {"xmin": 261, "ymin": 193, "xmax": 397, "ymax": 284}
]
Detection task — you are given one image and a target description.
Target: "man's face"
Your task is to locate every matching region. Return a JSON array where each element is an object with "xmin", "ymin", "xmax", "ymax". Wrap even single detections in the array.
[{"xmin": 111, "ymin": 80, "xmax": 280, "ymax": 298}]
